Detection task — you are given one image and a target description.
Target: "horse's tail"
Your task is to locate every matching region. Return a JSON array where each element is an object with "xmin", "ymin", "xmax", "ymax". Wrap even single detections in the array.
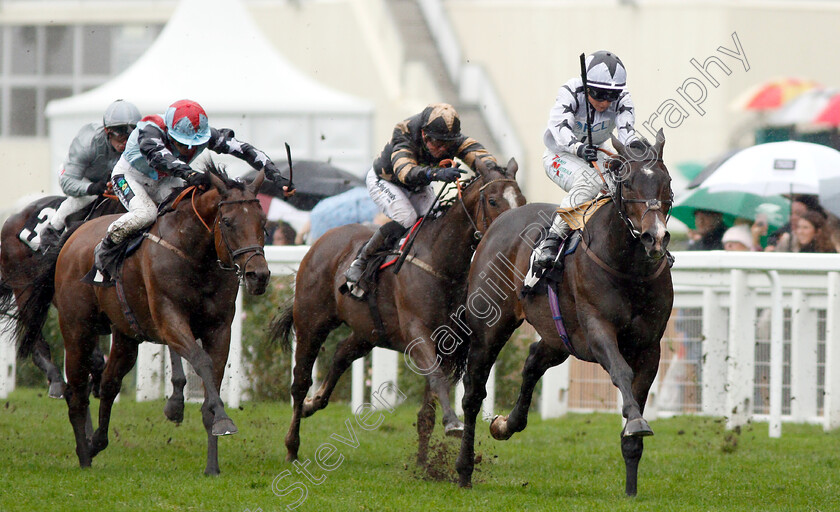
[
  {"xmin": 269, "ymin": 299, "xmax": 295, "ymax": 353},
  {"xmin": 8, "ymin": 250, "xmax": 59, "ymax": 360},
  {"xmin": 440, "ymin": 309, "xmax": 471, "ymax": 384}
]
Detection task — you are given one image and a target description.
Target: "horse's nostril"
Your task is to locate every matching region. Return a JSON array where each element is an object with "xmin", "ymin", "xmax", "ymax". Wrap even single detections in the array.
[
  {"xmin": 662, "ymin": 231, "xmax": 671, "ymax": 249},
  {"xmin": 641, "ymin": 232, "xmax": 654, "ymax": 247}
]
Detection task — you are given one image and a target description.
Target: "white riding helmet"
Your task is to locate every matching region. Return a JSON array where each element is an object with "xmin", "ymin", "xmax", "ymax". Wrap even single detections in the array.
[
  {"xmin": 585, "ymin": 51, "xmax": 627, "ymax": 90},
  {"xmin": 103, "ymin": 99, "xmax": 141, "ymax": 129}
]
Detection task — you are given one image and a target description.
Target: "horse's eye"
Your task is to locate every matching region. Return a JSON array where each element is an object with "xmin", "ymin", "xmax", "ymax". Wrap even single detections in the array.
[
  {"xmin": 488, "ymin": 198, "xmax": 497, "ymax": 207},
  {"xmin": 222, "ymin": 217, "xmax": 233, "ymax": 227}
]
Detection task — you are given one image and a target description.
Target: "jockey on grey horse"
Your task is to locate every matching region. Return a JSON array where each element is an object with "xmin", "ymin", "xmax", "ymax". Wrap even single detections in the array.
[{"xmin": 534, "ymin": 50, "xmax": 643, "ymax": 269}]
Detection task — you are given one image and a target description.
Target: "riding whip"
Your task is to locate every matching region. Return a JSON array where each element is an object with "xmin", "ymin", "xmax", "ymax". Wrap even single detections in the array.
[
  {"xmin": 284, "ymin": 142, "xmax": 295, "ymax": 196},
  {"xmin": 579, "ymin": 53, "xmax": 596, "ymax": 169},
  {"xmin": 392, "ymin": 181, "xmax": 450, "ymax": 275}
]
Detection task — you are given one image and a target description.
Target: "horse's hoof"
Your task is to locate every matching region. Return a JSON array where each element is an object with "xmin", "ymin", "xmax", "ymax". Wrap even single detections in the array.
[
  {"xmin": 302, "ymin": 397, "xmax": 318, "ymax": 418},
  {"xmin": 48, "ymin": 381, "xmax": 65, "ymax": 399},
  {"xmin": 444, "ymin": 420, "xmax": 465, "ymax": 438},
  {"xmin": 489, "ymin": 415, "xmax": 513, "ymax": 441},
  {"xmin": 285, "ymin": 452, "xmax": 298, "ymax": 463},
  {"xmin": 211, "ymin": 418, "xmax": 238, "ymax": 436},
  {"xmin": 624, "ymin": 418, "xmax": 654, "ymax": 437},
  {"xmin": 163, "ymin": 398, "xmax": 185, "ymax": 424}
]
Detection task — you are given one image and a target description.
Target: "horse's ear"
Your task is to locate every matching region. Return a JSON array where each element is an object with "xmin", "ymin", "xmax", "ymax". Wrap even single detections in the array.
[
  {"xmin": 249, "ymin": 170, "xmax": 266, "ymax": 195},
  {"xmin": 654, "ymin": 128, "xmax": 666, "ymax": 161},
  {"xmin": 474, "ymin": 157, "xmax": 488, "ymax": 176},
  {"xmin": 209, "ymin": 171, "xmax": 226, "ymax": 192},
  {"xmin": 611, "ymin": 135, "xmax": 626, "ymax": 156},
  {"xmin": 506, "ymin": 157, "xmax": 518, "ymax": 178}
]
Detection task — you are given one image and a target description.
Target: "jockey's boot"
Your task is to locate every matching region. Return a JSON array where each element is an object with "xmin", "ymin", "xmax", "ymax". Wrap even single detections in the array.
[
  {"xmin": 38, "ymin": 226, "xmax": 63, "ymax": 252},
  {"xmin": 94, "ymin": 235, "xmax": 119, "ymax": 277},
  {"xmin": 345, "ymin": 221, "xmax": 405, "ymax": 284},
  {"xmin": 534, "ymin": 212, "xmax": 570, "ymax": 269}
]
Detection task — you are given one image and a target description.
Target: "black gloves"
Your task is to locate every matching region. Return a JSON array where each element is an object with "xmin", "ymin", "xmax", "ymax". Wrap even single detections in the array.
[
  {"xmin": 184, "ymin": 171, "xmax": 209, "ymax": 188},
  {"xmin": 576, "ymin": 143, "xmax": 598, "ymax": 162},
  {"xmin": 86, "ymin": 181, "xmax": 108, "ymax": 196},
  {"xmin": 426, "ymin": 166, "xmax": 464, "ymax": 183},
  {"xmin": 263, "ymin": 162, "xmax": 282, "ymax": 182}
]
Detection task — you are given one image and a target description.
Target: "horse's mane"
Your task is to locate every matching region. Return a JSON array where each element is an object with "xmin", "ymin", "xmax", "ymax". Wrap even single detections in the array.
[{"xmin": 199, "ymin": 159, "xmax": 245, "ymax": 191}]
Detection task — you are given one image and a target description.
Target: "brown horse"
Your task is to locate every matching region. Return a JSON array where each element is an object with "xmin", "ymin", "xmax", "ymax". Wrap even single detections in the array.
[
  {"xmin": 10, "ymin": 163, "xmax": 269, "ymax": 475},
  {"xmin": 455, "ymin": 132, "xmax": 674, "ymax": 496},
  {"xmin": 271, "ymin": 157, "xmax": 525, "ymax": 464},
  {"xmin": 0, "ymin": 194, "xmax": 123, "ymax": 398}
]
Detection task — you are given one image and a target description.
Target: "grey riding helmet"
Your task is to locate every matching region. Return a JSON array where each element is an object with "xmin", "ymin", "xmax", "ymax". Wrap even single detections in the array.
[{"xmin": 103, "ymin": 99, "xmax": 141, "ymax": 130}]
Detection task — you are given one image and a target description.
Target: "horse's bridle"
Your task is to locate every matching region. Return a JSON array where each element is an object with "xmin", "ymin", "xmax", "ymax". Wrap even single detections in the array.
[
  {"xmin": 593, "ymin": 151, "xmax": 673, "ymax": 240},
  {"xmin": 613, "ymin": 170, "xmax": 674, "ymax": 239},
  {"xmin": 214, "ymin": 198, "xmax": 266, "ymax": 279},
  {"xmin": 456, "ymin": 176, "xmax": 518, "ymax": 241}
]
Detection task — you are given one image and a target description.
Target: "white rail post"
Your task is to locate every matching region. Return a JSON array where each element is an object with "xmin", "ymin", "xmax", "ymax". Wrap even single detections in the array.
[
  {"xmin": 824, "ymin": 271, "xmax": 840, "ymax": 431},
  {"xmin": 222, "ymin": 285, "xmax": 243, "ymax": 409},
  {"xmin": 135, "ymin": 343, "xmax": 164, "ymax": 401},
  {"xmin": 371, "ymin": 347, "xmax": 399, "ymax": 410},
  {"xmin": 0, "ymin": 326, "xmax": 16, "ymax": 399},
  {"xmin": 726, "ymin": 269, "xmax": 755, "ymax": 430},
  {"xmin": 790, "ymin": 289, "xmax": 817, "ymax": 421},
  {"xmin": 351, "ymin": 357, "xmax": 365, "ymax": 412},
  {"xmin": 540, "ymin": 363, "xmax": 570, "ymax": 419},
  {"xmin": 702, "ymin": 288, "xmax": 729, "ymax": 416},
  {"xmin": 767, "ymin": 271, "xmax": 783, "ymax": 438}
]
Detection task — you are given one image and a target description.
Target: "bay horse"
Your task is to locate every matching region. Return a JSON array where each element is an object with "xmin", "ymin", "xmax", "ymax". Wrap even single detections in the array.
[
  {"xmin": 455, "ymin": 132, "xmax": 674, "ymax": 496},
  {"xmin": 10, "ymin": 163, "xmax": 269, "ymax": 475},
  {"xmin": 271, "ymin": 157, "xmax": 525, "ymax": 464},
  {"xmin": 0, "ymin": 194, "xmax": 124, "ymax": 398},
  {"xmin": 0, "ymin": 194, "xmax": 189, "ymax": 421}
]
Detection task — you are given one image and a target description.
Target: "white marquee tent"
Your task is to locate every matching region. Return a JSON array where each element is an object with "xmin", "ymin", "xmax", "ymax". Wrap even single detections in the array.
[{"xmin": 45, "ymin": 0, "xmax": 373, "ymax": 193}]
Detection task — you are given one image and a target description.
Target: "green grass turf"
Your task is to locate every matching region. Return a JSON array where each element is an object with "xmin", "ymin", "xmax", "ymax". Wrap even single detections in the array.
[{"xmin": 1, "ymin": 387, "xmax": 838, "ymax": 511}]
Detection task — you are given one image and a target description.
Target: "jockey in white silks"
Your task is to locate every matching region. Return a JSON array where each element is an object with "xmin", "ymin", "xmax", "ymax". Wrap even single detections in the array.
[{"xmin": 534, "ymin": 50, "xmax": 643, "ymax": 268}]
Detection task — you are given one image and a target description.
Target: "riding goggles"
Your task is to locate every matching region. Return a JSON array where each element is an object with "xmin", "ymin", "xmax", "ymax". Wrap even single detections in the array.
[
  {"xmin": 107, "ymin": 124, "xmax": 136, "ymax": 139},
  {"xmin": 587, "ymin": 87, "xmax": 622, "ymax": 102}
]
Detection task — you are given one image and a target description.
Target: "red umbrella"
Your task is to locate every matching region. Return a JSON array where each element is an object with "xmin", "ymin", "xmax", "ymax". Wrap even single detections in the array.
[
  {"xmin": 733, "ymin": 78, "xmax": 821, "ymax": 111},
  {"xmin": 814, "ymin": 94, "xmax": 840, "ymax": 126}
]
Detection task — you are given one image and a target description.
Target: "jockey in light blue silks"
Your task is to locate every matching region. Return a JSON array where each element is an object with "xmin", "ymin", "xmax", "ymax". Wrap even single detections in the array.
[{"xmin": 94, "ymin": 99, "xmax": 292, "ymax": 279}]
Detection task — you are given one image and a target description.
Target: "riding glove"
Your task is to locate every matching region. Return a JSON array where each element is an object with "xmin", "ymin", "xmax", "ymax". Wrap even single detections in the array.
[
  {"xmin": 576, "ymin": 143, "xmax": 598, "ymax": 162},
  {"xmin": 426, "ymin": 167, "xmax": 464, "ymax": 183},
  {"xmin": 184, "ymin": 171, "xmax": 210, "ymax": 188},
  {"xmin": 86, "ymin": 181, "xmax": 108, "ymax": 196}
]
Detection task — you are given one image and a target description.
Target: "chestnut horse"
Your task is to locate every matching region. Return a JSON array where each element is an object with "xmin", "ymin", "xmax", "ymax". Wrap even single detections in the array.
[
  {"xmin": 455, "ymin": 132, "xmax": 674, "ymax": 496},
  {"xmin": 271, "ymin": 157, "xmax": 525, "ymax": 464},
  {"xmin": 10, "ymin": 163, "xmax": 269, "ymax": 475},
  {"xmin": 0, "ymin": 194, "xmax": 123, "ymax": 397}
]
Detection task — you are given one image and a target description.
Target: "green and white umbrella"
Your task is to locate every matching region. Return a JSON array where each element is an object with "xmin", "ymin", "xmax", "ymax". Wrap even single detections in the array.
[{"xmin": 671, "ymin": 187, "xmax": 789, "ymax": 231}]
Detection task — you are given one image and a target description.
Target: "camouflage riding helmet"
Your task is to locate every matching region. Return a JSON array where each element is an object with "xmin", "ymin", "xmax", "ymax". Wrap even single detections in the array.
[{"xmin": 422, "ymin": 103, "xmax": 461, "ymax": 141}]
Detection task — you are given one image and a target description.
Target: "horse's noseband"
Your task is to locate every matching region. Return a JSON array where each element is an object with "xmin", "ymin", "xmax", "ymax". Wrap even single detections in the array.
[{"xmin": 216, "ymin": 198, "xmax": 265, "ymax": 278}]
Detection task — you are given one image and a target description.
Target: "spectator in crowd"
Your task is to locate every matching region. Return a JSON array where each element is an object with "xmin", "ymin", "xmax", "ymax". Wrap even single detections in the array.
[
  {"xmin": 793, "ymin": 210, "xmax": 836, "ymax": 253},
  {"xmin": 266, "ymin": 220, "xmax": 298, "ymax": 246},
  {"xmin": 307, "ymin": 186, "xmax": 380, "ymax": 243},
  {"xmin": 687, "ymin": 209, "xmax": 726, "ymax": 250},
  {"xmin": 766, "ymin": 195, "xmax": 823, "ymax": 252},
  {"xmin": 721, "ymin": 224, "xmax": 756, "ymax": 251}
]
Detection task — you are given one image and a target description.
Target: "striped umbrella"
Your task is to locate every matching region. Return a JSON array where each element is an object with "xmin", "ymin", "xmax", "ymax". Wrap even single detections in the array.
[{"xmin": 733, "ymin": 78, "xmax": 821, "ymax": 111}]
